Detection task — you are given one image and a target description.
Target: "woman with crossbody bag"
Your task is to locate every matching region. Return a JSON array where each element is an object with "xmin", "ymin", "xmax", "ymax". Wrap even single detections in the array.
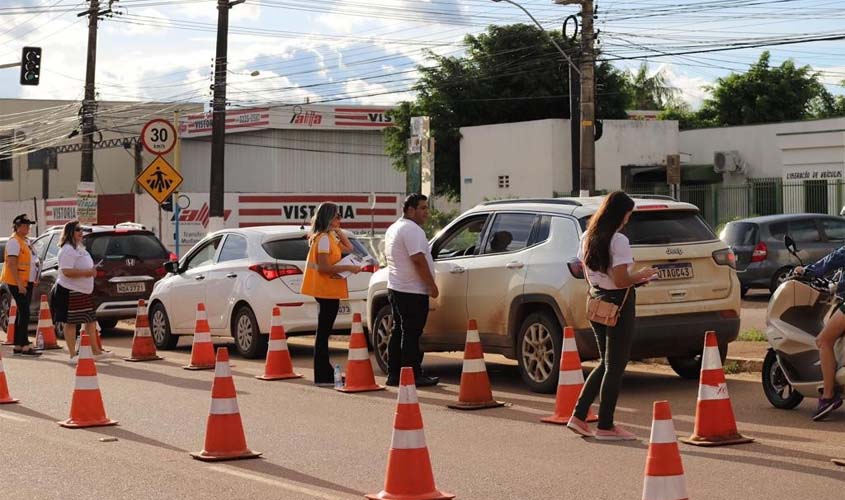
[{"xmin": 567, "ymin": 191, "xmax": 657, "ymax": 440}]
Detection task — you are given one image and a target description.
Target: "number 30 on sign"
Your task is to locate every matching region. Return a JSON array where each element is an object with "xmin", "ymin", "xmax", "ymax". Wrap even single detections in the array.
[{"xmin": 141, "ymin": 119, "xmax": 177, "ymax": 156}]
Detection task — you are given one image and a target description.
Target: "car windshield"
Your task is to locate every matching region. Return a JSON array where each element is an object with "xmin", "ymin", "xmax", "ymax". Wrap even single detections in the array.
[
  {"xmin": 85, "ymin": 233, "xmax": 169, "ymax": 261},
  {"xmin": 580, "ymin": 210, "xmax": 716, "ymax": 245},
  {"xmin": 262, "ymin": 234, "xmax": 373, "ymax": 262},
  {"xmin": 721, "ymin": 222, "xmax": 758, "ymax": 246}
]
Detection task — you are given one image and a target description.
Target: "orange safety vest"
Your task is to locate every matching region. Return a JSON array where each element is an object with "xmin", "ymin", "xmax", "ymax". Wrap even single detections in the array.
[
  {"xmin": 300, "ymin": 232, "xmax": 348, "ymax": 300},
  {"xmin": 1, "ymin": 233, "xmax": 32, "ymax": 286}
]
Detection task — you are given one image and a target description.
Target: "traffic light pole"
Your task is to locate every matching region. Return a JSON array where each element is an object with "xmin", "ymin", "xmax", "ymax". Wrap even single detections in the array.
[
  {"xmin": 208, "ymin": 0, "xmax": 244, "ymax": 233},
  {"xmin": 80, "ymin": 0, "xmax": 100, "ymax": 184}
]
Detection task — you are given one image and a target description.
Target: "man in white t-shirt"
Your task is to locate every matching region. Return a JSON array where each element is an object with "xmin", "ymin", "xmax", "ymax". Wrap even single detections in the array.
[{"xmin": 384, "ymin": 194, "xmax": 439, "ymax": 387}]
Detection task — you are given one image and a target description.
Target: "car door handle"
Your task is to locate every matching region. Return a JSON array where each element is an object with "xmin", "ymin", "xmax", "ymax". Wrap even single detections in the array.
[
  {"xmin": 194, "ymin": 275, "xmax": 205, "ymax": 281},
  {"xmin": 226, "ymin": 273, "xmax": 237, "ymax": 279},
  {"xmin": 506, "ymin": 261, "xmax": 524, "ymax": 269},
  {"xmin": 449, "ymin": 266, "xmax": 466, "ymax": 274}
]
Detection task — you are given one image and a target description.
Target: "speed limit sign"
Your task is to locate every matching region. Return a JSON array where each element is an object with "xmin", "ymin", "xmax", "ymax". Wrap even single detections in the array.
[{"xmin": 141, "ymin": 119, "xmax": 177, "ymax": 155}]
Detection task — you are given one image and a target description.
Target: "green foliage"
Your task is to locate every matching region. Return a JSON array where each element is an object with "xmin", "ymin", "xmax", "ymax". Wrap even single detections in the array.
[
  {"xmin": 658, "ymin": 105, "xmax": 716, "ymax": 130},
  {"xmin": 625, "ymin": 63, "xmax": 680, "ymax": 111},
  {"xmin": 383, "ymin": 24, "xmax": 632, "ymax": 200},
  {"xmin": 423, "ymin": 208, "xmax": 459, "ymax": 239},
  {"xmin": 738, "ymin": 329, "xmax": 767, "ymax": 342}
]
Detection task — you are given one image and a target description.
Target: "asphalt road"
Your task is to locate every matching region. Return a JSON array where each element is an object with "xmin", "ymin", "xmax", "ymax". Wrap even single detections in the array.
[{"xmin": 1, "ymin": 325, "xmax": 844, "ymax": 500}]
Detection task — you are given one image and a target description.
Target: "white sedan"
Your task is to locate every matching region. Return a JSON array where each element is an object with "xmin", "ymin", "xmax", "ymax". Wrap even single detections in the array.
[{"xmin": 148, "ymin": 226, "xmax": 377, "ymax": 358}]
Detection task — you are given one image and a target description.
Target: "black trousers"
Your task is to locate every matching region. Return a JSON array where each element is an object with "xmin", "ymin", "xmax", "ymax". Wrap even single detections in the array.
[
  {"xmin": 314, "ymin": 298, "xmax": 340, "ymax": 383},
  {"xmin": 574, "ymin": 287, "xmax": 636, "ymax": 430},
  {"xmin": 9, "ymin": 283, "xmax": 33, "ymax": 347},
  {"xmin": 387, "ymin": 289, "xmax": 429, "ymax": 380}
]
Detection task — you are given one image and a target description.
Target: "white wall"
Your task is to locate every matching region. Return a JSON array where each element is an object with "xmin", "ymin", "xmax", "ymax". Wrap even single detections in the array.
[{"xmin": 459, "ymin": 119, "xmax": 678, "ymax": 210}]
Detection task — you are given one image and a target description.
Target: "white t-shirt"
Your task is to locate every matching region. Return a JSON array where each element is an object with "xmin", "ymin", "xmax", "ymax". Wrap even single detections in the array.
[
  {"xmin": 57, "ymin": 244, "xmax": 95, "ymax": 294},
  {"xmin": 578, "ymin": 232, "xmax": 634, "ymax": 290},
  {"xmin": 385, "ymin": 218, "xmax": 434, "ymax": 295},
  {"xmin": 5, "ymin": 237, "xmax": 41, "ymax": 283}
]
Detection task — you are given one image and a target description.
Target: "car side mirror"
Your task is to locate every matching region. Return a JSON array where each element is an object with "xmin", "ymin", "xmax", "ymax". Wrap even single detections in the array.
[
  {"xmin": 784, "ymin": 235, "xmax": 797, "ymax": 254},
  {"xmin": 164, "ymin": 261, "xmax": 179, "ymax": 274}
]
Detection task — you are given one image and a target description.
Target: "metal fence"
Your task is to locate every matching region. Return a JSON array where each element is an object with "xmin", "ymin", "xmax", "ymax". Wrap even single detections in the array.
[{"xmin": 628, "ymin": 179, "xmax": 845, "ymax": 230}]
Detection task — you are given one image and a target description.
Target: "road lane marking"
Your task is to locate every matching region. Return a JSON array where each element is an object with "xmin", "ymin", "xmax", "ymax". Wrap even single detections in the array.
[
  {"xmin": 207, "ymin": 465, "xmax": 351, "ymax": 500},
  {"xmin": 0, "ymin": 413, "xmax": 28, "ymax": 423}
]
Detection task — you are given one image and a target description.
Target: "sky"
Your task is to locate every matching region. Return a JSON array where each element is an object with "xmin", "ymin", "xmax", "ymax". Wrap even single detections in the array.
[{"xmin": 0, "ymin": 0, "xmax": 843, "ymax": 113}]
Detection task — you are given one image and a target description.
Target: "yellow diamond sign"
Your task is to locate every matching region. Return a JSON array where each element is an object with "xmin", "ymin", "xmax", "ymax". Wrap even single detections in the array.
[{"xmin": 137, "ymin": 156, "xmax": 183, "ymax": 205}]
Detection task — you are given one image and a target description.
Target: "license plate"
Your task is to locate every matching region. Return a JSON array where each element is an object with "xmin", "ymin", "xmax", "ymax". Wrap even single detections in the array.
[
  {"xmin": 338, "ymin": 302, "xmax": 351, "ymax": 315},
  {"xmin": 655, "ymin": 263, "xmax": 694, "ymax": 280},
  {"xmin": 116, "ymin": 282, "xmax": 145, "ymax": 294}
]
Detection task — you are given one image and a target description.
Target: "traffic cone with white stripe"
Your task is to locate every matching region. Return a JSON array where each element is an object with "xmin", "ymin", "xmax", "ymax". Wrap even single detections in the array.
[
  {"xmin": 541, "ymin": 326, "xmax": 598, "ymax": 424},
  {"xmin": 366, "ymin": 367, "xmax": 454, "ymax": 500},
  {"xmin": 190, "ymin": 347, "xmax": 261, "ymax": 462},
  {"xmin": 642, "ymin": 401, "xmax": 688, "ymax": 500},
  {"xmin": 0, "ymin": 349, "xmax": 19, "ymax": 404},
  {"xmin": 125, "ymin": 300, "xmax": 163, "ymax": 362},
  {"xmin": 680, "ymin": 331, "xmax": 753, "ymax": 447},
  {"xmin": 338, "ymin": 313, "xmax": 384, "ymax": 393},
  {"xmin": 37, "ymin": 294, "xmax": 61, "ymax": 350},
  {"xmin": 2, "ymin": 299, "xmax": 16, "ymax": 345},
  {"xmin": 256, "ymin": 307, "xmax": 301, "ymax": 380},
  {"xmin": 184, "ymin": 303, "xmax": 215, "ymax": 370},
  {"xmin": 448, "ymin": 319, "xmax": 505, "ymax": 410},
  {"xmin": 58, "ymin": 333, "xmax": 117, "ymax": 428}
]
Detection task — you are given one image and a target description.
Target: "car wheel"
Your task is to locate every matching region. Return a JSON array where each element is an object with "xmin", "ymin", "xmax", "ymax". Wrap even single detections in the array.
[
  {"xmin": 232, "ymin": 305, "xmax": 267, "ymax": 359},
  {"xmin": 0, "ymin": 291, "xmax": 10, "ymax": 333},
  {"xmin": 98, "ymin": 319, "xmax": 118, "ymax": 330},
  {"xmin": 371, "ymin": 304, "xmax": 392, "ymax": 375},
  {"xmin": 517, "ymin": 312, "xmax": 562, "ymax": 394},
  {"xmin": 149, "ymin": 302, "xmax": 178, "ymax": 349},
  {"xmin": 770, "ymin": 266, "xmax": 793, "ymax": 295},
  {"xmin": 762, "ymin": 349, "xmax": 804, "ymax": 409},
  {"xmin": 667, "ymin": 343, "xmax": 728, "ymax": 379}
]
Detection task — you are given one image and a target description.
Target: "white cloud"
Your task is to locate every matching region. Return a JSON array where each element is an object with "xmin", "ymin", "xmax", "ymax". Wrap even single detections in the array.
[
  {"xmin": 658, "ymin": 64, "xmax": 711, "ymax": 110},
  {"xmin": 344, "ymin": 78, "xmax": 414, "ymax": 105}
]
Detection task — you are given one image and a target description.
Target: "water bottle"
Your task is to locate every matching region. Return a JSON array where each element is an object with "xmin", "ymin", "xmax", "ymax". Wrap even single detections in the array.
[
  {"xmin": 333, "ymin": 364, "xmax": 343, "ymax": 389},
  {"xmin": 36, "ymin": 330, "xmax": 44, "ymax": 350}
]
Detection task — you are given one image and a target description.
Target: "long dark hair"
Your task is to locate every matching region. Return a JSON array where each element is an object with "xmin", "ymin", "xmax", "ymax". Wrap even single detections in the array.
[
  {"xmin": 583, "ymin": 192, "xmax": 635, "ymax": 273},
  {"xmin": 309, "ymin": 203, "xmax": 339, "ymax": 243},
  {"xmin": 59, "ymin": 220, "xmax": 80, "ymax": 248}
]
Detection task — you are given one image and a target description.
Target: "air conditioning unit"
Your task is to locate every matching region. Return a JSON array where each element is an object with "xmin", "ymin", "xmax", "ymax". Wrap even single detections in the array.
[{"xmin": 713, "ymin": 150, "xmax": 746, "ymax": 174}]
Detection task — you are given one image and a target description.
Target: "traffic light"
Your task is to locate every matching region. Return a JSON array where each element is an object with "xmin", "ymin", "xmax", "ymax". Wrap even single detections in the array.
[{"xmin": 20, "ymin": 46, "xmax": 41, "ymax": 86}]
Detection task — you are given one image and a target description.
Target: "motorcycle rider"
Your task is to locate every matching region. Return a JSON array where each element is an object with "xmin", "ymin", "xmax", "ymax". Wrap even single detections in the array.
[{"xmin": 794, "ymin": 246, "xmax": 845, "ymax": 420}]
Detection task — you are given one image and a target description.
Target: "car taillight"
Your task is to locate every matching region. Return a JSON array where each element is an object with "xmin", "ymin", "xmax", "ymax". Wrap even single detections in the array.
[
  {"xmin": 362, "ymin": 263, "xmax": 379, "ymax": 273},
  {"xmin": 567, "ymin": 259, "xmax": 585, "ymax": 279},
  {"xmin": 712, "ymin": 248, "xmax": 737, "ymax": 269},
  {"xmin": 249, "ymin": 263, "xmax": 302, "ymax": 281},
  {"xmin": 96, "ymin": 269, "xmax": 106, "ymax": 279},
  {"xmin": 169, "ymin": 252, "xmax": 178, "ymax": 261},
  {"xmin": 751, "ymin": 241, "xmax": 768, "ymax": 263}
]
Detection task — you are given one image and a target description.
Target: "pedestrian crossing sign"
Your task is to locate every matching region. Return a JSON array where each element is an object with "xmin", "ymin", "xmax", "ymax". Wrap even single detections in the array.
[{"xmin": 137, "ymin": 156, "xmax": 183, "ymax": 205}]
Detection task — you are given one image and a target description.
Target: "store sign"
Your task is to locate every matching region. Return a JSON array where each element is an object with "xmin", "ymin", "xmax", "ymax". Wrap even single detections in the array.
[
  {"xmin": 76, "ymin": 182, "xmax": 98, "ymax": 225},
  {"xmin": 785, "ymin": 169, "xmax": 844, "ymax": 180},
  {"xmin": 45, "ymin": 198, "xmax": 77, "ymax": 227},
  {"xmin": 179, "ymin": 108, "xmax": 270, "ymax": 138}
]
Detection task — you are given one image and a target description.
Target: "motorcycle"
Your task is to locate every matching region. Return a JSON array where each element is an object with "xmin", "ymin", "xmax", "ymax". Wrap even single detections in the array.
[{"xmin": 763, "ymin": 236, "xmax": 845, "ymax": 409}]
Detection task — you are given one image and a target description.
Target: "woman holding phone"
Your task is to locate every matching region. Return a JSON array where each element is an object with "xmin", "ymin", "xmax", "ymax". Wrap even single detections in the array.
[
  {"xmin": 567, "ymin": 192, "xmax": 658, "ymax": 440},
  {"xmin": 300, "ymin": 203, "xmax": 362, "ymax": 385},
  {"xmin": 54, "ymin": 221, "xmax": 107, "ymax": 364}
]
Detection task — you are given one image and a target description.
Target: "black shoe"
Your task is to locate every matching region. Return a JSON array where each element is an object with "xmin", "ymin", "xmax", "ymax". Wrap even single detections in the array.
[
  {"xmin": 385, "ymin": 377, "xmax": 399, "ymax": 387},
  {"xmin": 416, "ymin": 375, "xmax": 439, "ymax": 387}
]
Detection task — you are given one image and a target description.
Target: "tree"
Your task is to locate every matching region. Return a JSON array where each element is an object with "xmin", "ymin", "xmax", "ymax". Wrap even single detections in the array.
[
  {"xmin": 384, "ymin": 24, "xmax": 632, "ymax": 199},
  {"xmin": 700, "ymin": 51, "xmax": 831, "ymax": 126},
  {"xmin": 625, "ymin": 63, "xmax": 679, "ymax": 110}
]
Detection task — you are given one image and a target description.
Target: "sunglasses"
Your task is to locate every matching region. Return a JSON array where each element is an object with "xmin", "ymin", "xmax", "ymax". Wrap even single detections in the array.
[{"xmin": 73, "ymin": 227, "xmax": 83, "ymax": 233}]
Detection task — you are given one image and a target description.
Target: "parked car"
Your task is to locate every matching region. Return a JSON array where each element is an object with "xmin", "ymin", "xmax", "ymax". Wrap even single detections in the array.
[
  {"xmin": 367, "ymin": 196, "xmax": 742, "ymax": 392},
  {"xmin": 0, "ymin": 237, "xmax": 10, "ymax": 332},
  {"xmin": 28, "ymin": 223, "xmax": 173, "ymax": 332},
  {"xmin": 147, "ymin": 226, "xmax": 378, "ymax": 358},
  {"xmin": 720, "ymin": 214, "xmax": 845, "ymax": 296}
]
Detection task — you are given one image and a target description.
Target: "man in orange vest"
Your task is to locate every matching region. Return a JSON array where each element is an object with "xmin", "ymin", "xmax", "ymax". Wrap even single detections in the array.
[{"xmin": 2, "ymin": 214, "xmax": 42, "ymax": 355}]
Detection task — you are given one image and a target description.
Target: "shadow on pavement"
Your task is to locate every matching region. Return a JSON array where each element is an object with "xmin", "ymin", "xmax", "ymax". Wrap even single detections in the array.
[
  {"xmin": 227, "ymin": 459, "xmax": 366, "ymax": 497},
  {"xmin": 95, "ymin": 362, "xmax": 250, "ymax": 395},
  {"xmin": 80, "ymin": 426, "xmax": 187, "ymax": 454}
]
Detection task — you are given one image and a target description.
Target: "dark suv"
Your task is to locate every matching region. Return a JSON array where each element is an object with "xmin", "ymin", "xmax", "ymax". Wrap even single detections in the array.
[
  {"xmin": 721, "ymin": 214, "xmax": 845, "ymax": 295},
  {"xmin": 28, "ymin": 224, "xmax": 173, "ymax": 330}
]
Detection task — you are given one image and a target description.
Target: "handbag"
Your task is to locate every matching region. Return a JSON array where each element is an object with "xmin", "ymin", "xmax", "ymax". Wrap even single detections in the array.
[{"xmin": 584, "ymin": 267, "xmax": 631, "ymax": 327}]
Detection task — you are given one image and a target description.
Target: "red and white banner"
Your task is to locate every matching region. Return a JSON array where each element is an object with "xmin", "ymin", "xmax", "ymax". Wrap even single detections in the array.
[
  {"xmin": 333, "ymin": 107, "xmax": 394, "ymax": 128},
  {"xmin": 45, "ymin": 198, "xmax": 77, "ymax": 227},
  {"xmin": 237, "ymin": 193, "xmax": 400, "ymax": 230},
  {"xmin": 179, "ymin": 108, "xmax": 270, "ymax": 138}
]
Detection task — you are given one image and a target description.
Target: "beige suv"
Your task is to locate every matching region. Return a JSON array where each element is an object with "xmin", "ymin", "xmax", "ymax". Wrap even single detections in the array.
[{"xmin": 366, "ymin": 196, "xmax": 741, "ymax": 393}]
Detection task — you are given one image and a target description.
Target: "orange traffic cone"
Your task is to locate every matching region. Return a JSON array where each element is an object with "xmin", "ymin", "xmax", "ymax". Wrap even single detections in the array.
[
  {"xmin": 366, "ymin": 367, "xmax": 454, "ymax": 500},
  {"xmin": 184, "ymin": 303, "xmax": 215, "ymax": 370},
  {"xmin": 125, "ymin": 300, "xmax": 163, "ymax": 362},
  {"xmin": 256, "ymin": 307, "xmax": 301, "ymax": 380},
  {"xmin": 58, "ymin": 333, "xmax": 117, "ymax": 428},
  {"xmin": 448, "ymin": 319, "xmax": 505, "ymax": 410},
  {"xmin": 680, "ymin": 331, "xmax": 753, "ymax": 447},
  {"xmin": 338, "ymin": 313, "xmax": 384, "ymax": 393},
  {"xmin": 2, "ymin": 299, "xmax": 16, "ymax": 345},
  {"xmin": 190, "ymin": 347, "xmax": 261, "ymax": 462},
  {"xmin": 542, "ymin": 326, "xmax": 597, "ymax": 424},
  {"xmin": 642, "ymin": 401, "xmax": 688, "ymax": 500},
  {"xmin": 0, "ymin": 348, "xmax": 20, "ymax": 404},
  {"xmin": 37, "ymin": 294, "xmax": 61, "ymax": 350}
]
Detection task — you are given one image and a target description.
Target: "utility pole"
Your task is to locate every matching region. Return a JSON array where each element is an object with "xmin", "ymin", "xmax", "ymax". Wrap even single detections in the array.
[
  {"xmin": 79, "ymin": 0, "xmax": 100, "ymax": 183},
  {"xmin": 208, "ymin": 0, "xmax": 244, "ymax": 233},
  {"xmin": 133, "ymin": 141, "xmax": 142, "ymax": 194},
  {"xmin": 569, "ymin": 59, "xmax": 581, "ymax": 196}
]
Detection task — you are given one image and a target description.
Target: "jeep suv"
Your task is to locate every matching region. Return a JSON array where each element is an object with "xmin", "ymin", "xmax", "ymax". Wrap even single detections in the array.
[{"xmin": 366, "ymin": 196, "xmax": 741, "ymax": 393}]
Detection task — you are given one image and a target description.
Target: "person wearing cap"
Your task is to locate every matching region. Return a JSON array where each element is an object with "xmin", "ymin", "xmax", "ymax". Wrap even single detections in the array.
[{"xmin": 1, "ymin": 214, "xmax": 42, "ymax": 355}]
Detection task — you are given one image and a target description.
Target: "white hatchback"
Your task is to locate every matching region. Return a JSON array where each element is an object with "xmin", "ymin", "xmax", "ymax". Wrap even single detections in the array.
[{"xmin": 148, "ymin": 226, "xmax": 377, "ymax": 358}]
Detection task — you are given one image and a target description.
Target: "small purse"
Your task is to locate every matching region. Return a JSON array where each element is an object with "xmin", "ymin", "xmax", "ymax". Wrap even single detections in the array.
[{"xmin": 584, "ymin": 269, "xmax": 631, "ymax": 327}]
